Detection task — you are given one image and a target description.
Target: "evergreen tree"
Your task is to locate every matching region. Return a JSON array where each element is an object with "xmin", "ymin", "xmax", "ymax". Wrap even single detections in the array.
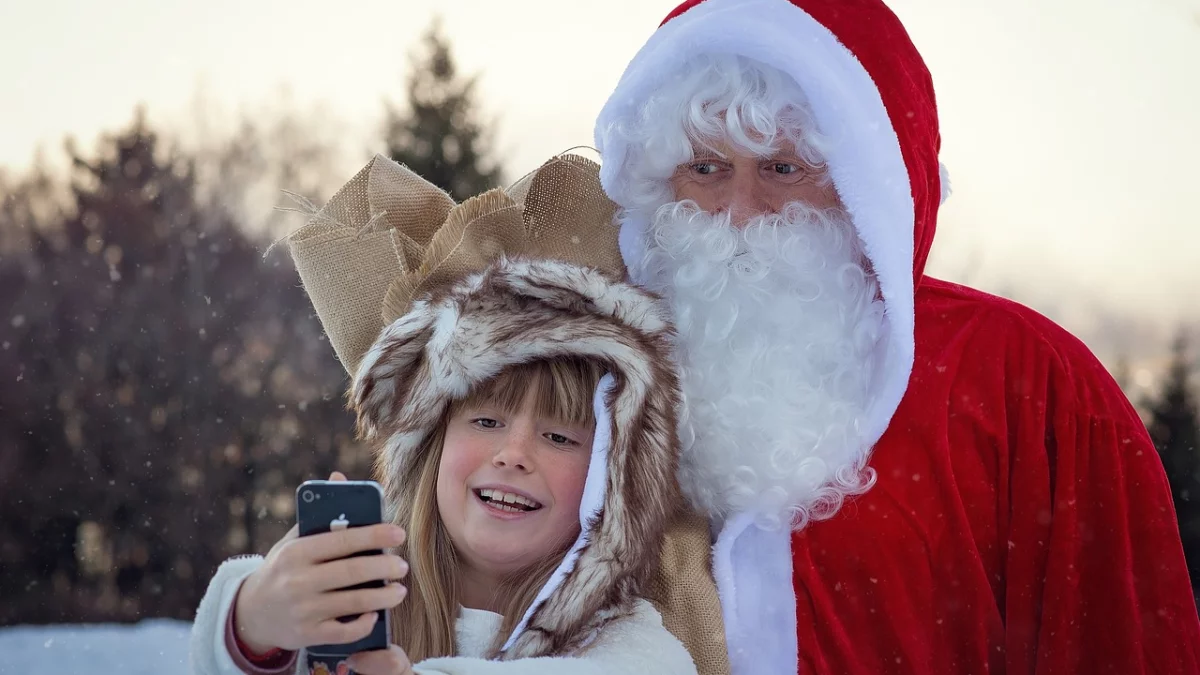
[
  {"xmin": 384, "ymin": 19, "xmax": 503, "ymax": 201},
  {"xmin": 1147, "ymin": 331, "xmax": 1200, "ymax": 596}
]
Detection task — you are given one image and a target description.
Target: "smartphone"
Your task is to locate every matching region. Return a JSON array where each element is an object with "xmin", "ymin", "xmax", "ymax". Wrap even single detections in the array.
[{"xmin": 295, "ymin": 479, "xmax": 391, "ymax": 669}]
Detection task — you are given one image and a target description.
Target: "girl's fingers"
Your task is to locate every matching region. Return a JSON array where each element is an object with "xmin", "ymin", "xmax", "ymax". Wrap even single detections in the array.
[
  {"xmin": 317, "ymin": 583, "xmax": 407, "ymax": 620},
  {"xmin": 346, "ymin": 645, "xmax": 412, "ymax": 675},
  {"xmin": 294, "ymin": 524, "xmax": 406, "ymax": 564},
  {"xmin": 317, "ymin": 553, "xmax": 409, "ymax": 591},
  {"xmin": 311, "ymin": 609, "xmax": 379, "ymax": 646}
]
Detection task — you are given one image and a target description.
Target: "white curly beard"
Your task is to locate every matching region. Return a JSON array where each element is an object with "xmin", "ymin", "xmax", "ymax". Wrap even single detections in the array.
[{"xmin": 628, "ymin": 200, "xmax": 886, "ymax": 530}]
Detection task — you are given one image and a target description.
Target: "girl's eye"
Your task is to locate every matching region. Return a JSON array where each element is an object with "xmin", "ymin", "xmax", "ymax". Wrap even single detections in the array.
[
  {"xmin": 472, "ymin": 418, "xmax": 501, "ymax": 430},
  {"xmin": 545, "ymin": 432, "xmax": 577, "ymax": 446}
]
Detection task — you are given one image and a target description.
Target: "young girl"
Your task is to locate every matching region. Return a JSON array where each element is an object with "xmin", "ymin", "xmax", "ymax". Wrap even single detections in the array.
[{"xmin": 189, "ymin": 154, "xmax": 698, "ymax": 674}]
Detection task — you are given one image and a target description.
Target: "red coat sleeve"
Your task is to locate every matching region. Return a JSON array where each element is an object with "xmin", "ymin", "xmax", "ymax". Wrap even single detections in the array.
[{"xmin": 1001, "ymin": 320, "xmax": 1200, "ymax": 674}]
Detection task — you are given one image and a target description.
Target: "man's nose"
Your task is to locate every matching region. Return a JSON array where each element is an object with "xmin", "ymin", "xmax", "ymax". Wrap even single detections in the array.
[{"xmin": 725, "ymin": 171, "xmax": 773, "ymax": 227}]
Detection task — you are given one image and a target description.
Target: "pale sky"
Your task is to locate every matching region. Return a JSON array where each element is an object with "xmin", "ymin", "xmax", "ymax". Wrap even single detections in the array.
[{"xmin": 2, "ymin": 0, "xmax": 1198, "ymax": 365}]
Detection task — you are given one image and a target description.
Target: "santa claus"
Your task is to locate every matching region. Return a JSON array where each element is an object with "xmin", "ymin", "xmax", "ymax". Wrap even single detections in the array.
[{"xmin": 594, "ymin": 0, "xmax": 1200, "ymax": 673}]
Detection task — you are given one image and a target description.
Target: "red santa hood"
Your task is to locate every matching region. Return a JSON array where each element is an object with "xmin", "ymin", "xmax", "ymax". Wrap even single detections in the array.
[{"xmin": 594, "ymin": 0, "xmax": 946, "ymax": 456}]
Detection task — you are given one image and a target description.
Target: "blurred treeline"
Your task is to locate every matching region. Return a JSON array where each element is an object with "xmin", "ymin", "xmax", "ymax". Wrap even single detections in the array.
[{"xmin": 0, "ymin": 22, "xmax": 502, "ymax": 624}]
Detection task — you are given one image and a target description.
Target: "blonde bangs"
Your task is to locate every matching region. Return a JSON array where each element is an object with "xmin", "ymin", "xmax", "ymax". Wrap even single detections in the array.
[{"xmin": 454, "ymin": 358, "xmax": 604, "ymax": 428}]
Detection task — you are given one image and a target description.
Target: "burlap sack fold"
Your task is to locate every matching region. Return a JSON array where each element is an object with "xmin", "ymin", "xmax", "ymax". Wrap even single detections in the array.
[
  {"xmin": 286, "ymin": 155, "xmax": 455, "ymax": 375},
  {"xmin": 283, "ymin": 152, "xmax": 731, "ymax": 675}
]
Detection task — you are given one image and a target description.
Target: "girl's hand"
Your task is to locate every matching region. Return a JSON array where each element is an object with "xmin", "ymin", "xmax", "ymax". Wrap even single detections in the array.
[
  {"xmin": 346, "ymin": 645, "xmax": 414, "ymax": 675},
  {"xmin": 233, "ymin": 471, "xmax": 410, "ymax": 653}
]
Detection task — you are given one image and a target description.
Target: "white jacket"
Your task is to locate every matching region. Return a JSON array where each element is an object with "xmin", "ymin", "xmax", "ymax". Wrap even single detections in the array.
[{"xmin": 189, "ymin": 556, "xmax": 698, "ymax": 675}]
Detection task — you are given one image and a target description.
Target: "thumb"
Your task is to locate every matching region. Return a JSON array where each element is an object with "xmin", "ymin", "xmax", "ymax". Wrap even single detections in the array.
[
  {"xmin": 329, "ymin": 471, "xmax": 348, "ymax": 482},
  {"xmin": 266, "ymin": 524, "xmax": 299, "ymax": 558}
]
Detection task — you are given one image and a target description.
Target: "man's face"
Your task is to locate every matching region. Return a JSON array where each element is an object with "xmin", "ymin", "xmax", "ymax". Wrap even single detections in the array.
[
  {"xmin": 668, "ymin": 138, "xmax": 841, "ymax": 227},
  {"xmin": 633, "ymin": 153, "xmax": 882, "ymax": 523}
]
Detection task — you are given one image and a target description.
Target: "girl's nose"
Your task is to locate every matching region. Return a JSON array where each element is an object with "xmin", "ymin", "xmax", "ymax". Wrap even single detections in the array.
[{"xmin": 491, "ymin": 434, "xmax": 532, "ymax": 472}]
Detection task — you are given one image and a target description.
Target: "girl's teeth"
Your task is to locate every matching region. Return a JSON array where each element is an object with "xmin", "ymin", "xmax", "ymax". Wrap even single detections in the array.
[{"xmin": 479, "ymin": 488, "xmax": 540, "ymax": 509}]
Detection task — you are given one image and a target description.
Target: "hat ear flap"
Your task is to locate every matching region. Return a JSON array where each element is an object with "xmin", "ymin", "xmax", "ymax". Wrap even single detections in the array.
[{"xmin": 350, "ymin": 308, "xmax": 436, "ymax": 439}]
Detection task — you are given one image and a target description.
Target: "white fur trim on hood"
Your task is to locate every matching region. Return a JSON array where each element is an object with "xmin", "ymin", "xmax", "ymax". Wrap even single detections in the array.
[{"xmin": 595, "ymin": 0, "xmax": 914, "ymax": 459}]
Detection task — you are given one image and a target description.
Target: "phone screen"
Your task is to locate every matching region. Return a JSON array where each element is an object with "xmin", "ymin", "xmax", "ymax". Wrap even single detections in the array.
[{"xmin": 295, "ymin": 480, "xmax": 390, "ymax": 668}]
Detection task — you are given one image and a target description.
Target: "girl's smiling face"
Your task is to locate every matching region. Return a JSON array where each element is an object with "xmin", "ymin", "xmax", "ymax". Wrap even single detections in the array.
[{"xmin": 435, "ymin": 362, "xmax": 598, "ymax": 583}]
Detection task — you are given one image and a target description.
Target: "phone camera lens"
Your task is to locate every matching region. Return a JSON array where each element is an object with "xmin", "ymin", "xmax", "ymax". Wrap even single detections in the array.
[{"xmin": 302, "ymin": 489, "xmax": 315, "ymax": 504}]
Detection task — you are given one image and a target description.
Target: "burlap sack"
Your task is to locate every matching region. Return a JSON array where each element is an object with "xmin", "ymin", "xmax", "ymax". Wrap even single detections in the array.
[
  {"xmin": 648, "ymin": 511, "xmax": 732, "ymax": 675},
  {"xmin": 284, "ymin": 153, "xmax": 624, "ymax": 376},
  {"xmin": 283, "ymin": 152, "xmax": 731, "ymax": 675}
]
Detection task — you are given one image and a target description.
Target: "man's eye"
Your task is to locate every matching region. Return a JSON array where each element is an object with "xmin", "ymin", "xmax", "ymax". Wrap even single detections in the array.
[
  {"xmin": 692, "ymin": 162, "xmax": 719, "ymax": 175},
  {"xmin": 772, "ymin": 163, "xmax": 798, "ymax": 174}
]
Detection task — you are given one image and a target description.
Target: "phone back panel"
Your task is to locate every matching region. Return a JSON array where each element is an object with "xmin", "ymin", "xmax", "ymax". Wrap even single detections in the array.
[
  {"xmin": 295, "ymin": 480, "xmax": 389, "ymax": 666},
  {"xmin": 296, "ymin": 480, "xmax": 384, "ymax": 538}
]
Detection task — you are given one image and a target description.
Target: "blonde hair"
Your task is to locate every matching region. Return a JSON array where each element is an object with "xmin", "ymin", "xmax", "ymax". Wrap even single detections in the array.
[{"xmin": 388, "ymin": 358, "xmax": 604, "ymax": 661}]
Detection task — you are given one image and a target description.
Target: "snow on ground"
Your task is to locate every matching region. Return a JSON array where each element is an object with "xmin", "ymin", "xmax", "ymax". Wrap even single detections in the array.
[{"xmin": 0, "ymin": 620, "xmax": 192, "ymax": 675}]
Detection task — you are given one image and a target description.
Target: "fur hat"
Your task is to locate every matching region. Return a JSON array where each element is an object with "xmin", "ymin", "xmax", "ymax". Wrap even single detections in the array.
[{"xmin": 285, "ymin": 153, "xmax": 683, "ymax": 658}]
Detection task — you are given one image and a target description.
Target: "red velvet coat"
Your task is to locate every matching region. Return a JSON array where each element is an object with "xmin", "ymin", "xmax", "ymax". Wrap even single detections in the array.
[
  {"xmin": 598, "ymin": 0, "xmax": 1200, "ymax": 672},
  {"xmin": 792, "ymin": 277, "xmax": 1200, "ymax": 674}
]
